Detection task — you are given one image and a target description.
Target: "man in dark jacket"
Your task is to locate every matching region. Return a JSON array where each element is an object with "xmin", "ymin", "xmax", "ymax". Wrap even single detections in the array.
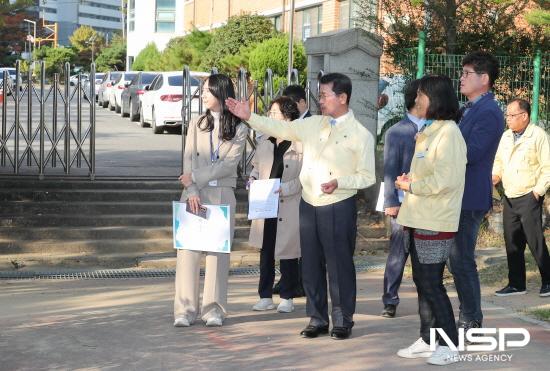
[
  {"xmin": 381, "ymin": 79, "xmax": 423, "ymax": 318},
  {"xmin": 451, "ymin": 51, "xmax": 504, "ymax": 331}
]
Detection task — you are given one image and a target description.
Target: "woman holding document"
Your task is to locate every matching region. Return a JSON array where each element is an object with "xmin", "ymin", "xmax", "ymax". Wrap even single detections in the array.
[
  {"xmin": 248, "ymin": 96, "xmax": 303, "ymax": 313},
  {"xmin": 394, "ymin": 75, "xmax": 466, "ymax": 365},
  {"xmin": 174, "ymin": 74, "xmax": 247, "ymax": 327}
]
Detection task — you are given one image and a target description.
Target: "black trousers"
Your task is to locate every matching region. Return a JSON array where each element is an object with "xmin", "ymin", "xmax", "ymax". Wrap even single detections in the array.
[
  {"xmin": 299, "ymin": 196, "xmax": 357, "ymax": 328},
  {"xmin": 409, "ymin": 233, "xmax": 458, "ymax": 347},
  {"xmin": 503, "ymin": 194, "xmax": 550, "ymax": 290},
  {"xmin": 258, "ymin": 218, "xmax": 299, "ymax": 299}
]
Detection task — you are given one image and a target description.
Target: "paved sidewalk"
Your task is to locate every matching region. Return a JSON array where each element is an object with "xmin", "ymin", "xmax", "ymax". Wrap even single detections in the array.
[{"xmin": 1, "ymin": 269, "xmax": 549, "ymax": 370}]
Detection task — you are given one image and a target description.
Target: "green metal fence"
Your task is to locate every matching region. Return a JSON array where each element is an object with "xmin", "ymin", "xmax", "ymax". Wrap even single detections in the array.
[{"xmin": 393, "ymin": 48, "xmax": 549, "ymax": 131}]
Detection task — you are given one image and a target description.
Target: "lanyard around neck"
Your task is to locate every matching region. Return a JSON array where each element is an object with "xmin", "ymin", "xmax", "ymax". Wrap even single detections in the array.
[{"xmin": 210, "ymin": 130, "xmax": 222, "ymax": 163}]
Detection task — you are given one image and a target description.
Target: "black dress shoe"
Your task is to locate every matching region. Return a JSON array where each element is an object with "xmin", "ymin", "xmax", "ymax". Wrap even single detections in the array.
[
  {"xmin": 300, "ymin": 325, "xmax": 329, "ymax": 338},
  {"xmin": 381, "ymin": 304, "xmax": 396, "ymax": 318},
  {"xmin": 330, "ymin": 326, "xmax": 352, "ymax": 340}
]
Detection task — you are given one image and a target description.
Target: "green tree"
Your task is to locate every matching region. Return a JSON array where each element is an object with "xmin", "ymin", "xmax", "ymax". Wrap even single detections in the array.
[
  {"xmin": 33, "ymin": 46, "xmax": 76, "ymax": 76},
  {"xmin": 95, "ymin": 34, "xmax": 126, "ymax": 72},
  {"xmin": 131, "ymin": 42, "xmax": 161, "ymax": 71},
  {"xmin": 200, "ymin": 14, "xmax": 276, "ymax": 72},
  {"xmin": 249, "ymin": 35, "xmax": 307, "ymax": 90},
  {"xmin": 69, "ymin": 25, "xmax": 105, "ymax": 68},
  {"xmin": 354, "ymin": 0, "xmax": 545, "ymax": 58},
  {"xmin": 158, "ymin": 29, "xmax": 212, "ymax": 71}
]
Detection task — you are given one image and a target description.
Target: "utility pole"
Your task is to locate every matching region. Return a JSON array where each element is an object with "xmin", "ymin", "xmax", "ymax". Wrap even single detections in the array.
[
  {"xmin": 287, "ymin": 0, "xmax": 295, "ymax": 84},
  {"xmin": 23, "ymin": 19, "xmax": 36, "ymax": 58},
  {"xmin": 120, "ymin": 0, "xmax": 126, "ymax": 40}
]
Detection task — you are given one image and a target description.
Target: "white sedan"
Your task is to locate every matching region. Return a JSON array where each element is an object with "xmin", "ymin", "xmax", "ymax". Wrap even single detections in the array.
[
  {"xmin": 109, "ymin": 71, "xmax": 138, "ymax": 114},
  {"xmin": 139, "ymin": 71, "xmax": 208, "ymax": 134}
]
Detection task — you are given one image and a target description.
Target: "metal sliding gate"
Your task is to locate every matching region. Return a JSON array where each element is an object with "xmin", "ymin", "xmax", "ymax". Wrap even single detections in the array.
[
  {"xmin": 0, "ymin": 60, "xmax": 95, "ymax": 179},
  {"xmin": 181, "ymin": 66, "xmax": 322, "ymax": 177}
]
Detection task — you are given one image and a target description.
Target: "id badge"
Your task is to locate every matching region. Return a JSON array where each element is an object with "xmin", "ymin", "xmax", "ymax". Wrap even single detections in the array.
[
  {"xmin": 416, "ymin": 152, "xmax": 426, "ymax": 158},
  {"xmin": 208, "ymin": 180, "xmax": 218, "ymax": 187}
]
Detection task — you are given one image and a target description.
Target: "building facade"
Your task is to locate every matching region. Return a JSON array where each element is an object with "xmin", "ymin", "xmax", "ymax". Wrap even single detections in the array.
[
  {"xmin": 125, "ymin": 0, "xmax": 375, "ymax": 70},
  {"xmin": 126, "ymin": 0, "xmax": 186, "ymax": 70},
  {"xmin": 35, "ymin": 0, "xmax": 123, "ymax": 46},
  {"xmin": 184, "ymin": 0, "xmax": 367, "ymax": 42}
]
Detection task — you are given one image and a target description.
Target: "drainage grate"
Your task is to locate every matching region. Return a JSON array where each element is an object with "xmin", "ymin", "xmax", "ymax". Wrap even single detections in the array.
[{"xmin": 0, "ymin": 261, "xmax": 385, "ymax": 280}]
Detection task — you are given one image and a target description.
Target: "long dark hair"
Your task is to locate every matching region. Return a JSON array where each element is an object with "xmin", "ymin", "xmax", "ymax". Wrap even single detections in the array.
[{"xmin": 198, "ymin": 74, "xmax": 241, "ymax": 141}]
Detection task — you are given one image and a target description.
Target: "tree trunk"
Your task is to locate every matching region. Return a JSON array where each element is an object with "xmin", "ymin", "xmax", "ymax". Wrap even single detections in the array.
[{"xmin": 444, "ymin": 0, "xmax": 458, "ymax": 53}]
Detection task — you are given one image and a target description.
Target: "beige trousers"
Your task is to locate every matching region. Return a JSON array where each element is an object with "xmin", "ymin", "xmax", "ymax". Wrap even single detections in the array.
[{"xmin": 173, "ymin": 186, "xmax": 236, "ymax": 323}]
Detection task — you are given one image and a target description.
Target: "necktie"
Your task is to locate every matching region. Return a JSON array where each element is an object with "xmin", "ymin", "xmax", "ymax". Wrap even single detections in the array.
[
  {"xmin": 329, "ymin": 119, "xmax": 337, "ymax": 126},
  {"xmin": 457, "ymin": 101, "xmax": 473, "ymax": 124}
]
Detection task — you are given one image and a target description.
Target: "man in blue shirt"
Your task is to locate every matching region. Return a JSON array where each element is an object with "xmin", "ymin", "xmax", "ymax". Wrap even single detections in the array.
[
  {"xmin": 381, "ymin": 79, "xmax": 423, "ymax": 318},
  {"xmin": 451, "ymin": 51, "xmax": 504, "ymax": 332}
]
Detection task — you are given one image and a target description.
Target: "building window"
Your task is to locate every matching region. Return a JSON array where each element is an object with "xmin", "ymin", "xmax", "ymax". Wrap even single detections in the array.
[
  {"xmin": 128, "ymin": 0, "xmax": 135, "ymax": 32},
  {"xmin": 295, "ymin": 6, "xmax": 322, "ymax": 41},
  {"xmin": 156, "ymin": 0, "xmax": 176, "ymax": 33},
  {"xmin": 271, "ymin": 15, "xmax": 282, "ymax": 32},
  {"xmin": 339, "ymin": 0, "xmax": 367, "ymax": 30}
]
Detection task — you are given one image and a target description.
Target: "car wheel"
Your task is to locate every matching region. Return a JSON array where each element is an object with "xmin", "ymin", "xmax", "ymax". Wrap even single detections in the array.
[
  {"xmin": 120, "ymin": 100, "xmax": 128, "ymax": 117},
  {"xmin": 129, "ymin": 99, "xmax": 138, "ymax": 121},
  {"xmin": 152, "ymin": 109, "xmax": 163, "ymax": 134},
  {"xmin": 115, "ymin": 103, "xmax": 121, "ymax": 113},
  {"xmin": 139, "ymin": 106, "xmax": 148, "ymax": 128},
  {"xmin": 108, "ymin": 100, "xmax": 115, "ymax": 111}
]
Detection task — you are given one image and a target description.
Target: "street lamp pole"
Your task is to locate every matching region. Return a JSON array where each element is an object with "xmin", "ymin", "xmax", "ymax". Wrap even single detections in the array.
[{"xmin": 23, "ymin": 19, "xmax": 36, "ymax": 57}]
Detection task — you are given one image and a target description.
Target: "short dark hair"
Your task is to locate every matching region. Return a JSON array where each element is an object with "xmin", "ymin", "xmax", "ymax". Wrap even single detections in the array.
[
  {"xmin": 282, "ymin": 85, "xmax": 306, "ymax": 103},
  {"xmin": 269, "ymin": 96, "xmax": 300, "ymax": 121},
  {"xmin": 508, "ymin": 98, "xmax": 531, "ymax": 118},
  {"xmin": 404, "ymin": 79, "xmax": 421, "ymax": 111},
  {"xmin": 319, "ymin": 73, "xmax": 352, "ymax": 105},
  {"xmin": 418, "ymin": 75, "xmax": 459, "ymax": 121},
  {"xmin": 462, "ymin": 51, "xmax": 500, "ymax": 88}
]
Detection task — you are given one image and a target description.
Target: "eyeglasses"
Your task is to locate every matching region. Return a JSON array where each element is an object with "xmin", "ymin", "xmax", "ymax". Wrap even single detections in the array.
[
  {"xmin": 459, "ymin": 70, "xmax": 481, "ymax": 78},
  {"xmin": 504, "ymin": 111, "xmax": 527, "ymax": 118}
]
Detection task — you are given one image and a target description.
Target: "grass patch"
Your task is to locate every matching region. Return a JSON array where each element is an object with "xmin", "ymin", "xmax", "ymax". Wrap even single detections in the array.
[
  {"xmin": 527, "ymin": 308, "xmax": 550, "ymax": 322},
  {"xmin": 478, "ymin": 253, "xmax": 538, "ymax": 286}
]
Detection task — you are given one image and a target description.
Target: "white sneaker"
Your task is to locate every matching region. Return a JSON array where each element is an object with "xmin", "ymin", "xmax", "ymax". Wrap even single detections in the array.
[
  {"xmin": 205, "ymin": 315, "xmax": 223, "ymax": 327},
  {"xmin": 427, "ymin": 346, "xmax": 459, "ymax": 365},
  {"xmin": 252, "ymin": 298, "xmax": 276, "ymax": 311},
  {"xmin": 397, "ymin": 338, "xmax": 433, "ymax": 359},
  {"xmin": 277, "ymin": 298, "xmax": 295, "ymax": 313},
  {"xmin": 173, "ymin": 316, "xmax": 191, "ymax": 327}
]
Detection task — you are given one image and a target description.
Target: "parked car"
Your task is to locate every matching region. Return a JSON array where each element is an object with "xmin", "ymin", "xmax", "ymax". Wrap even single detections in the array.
[
  {"xmin": 0, "ymin": 67, "xmax": 23, "ymax": 94},
  {"xmin": 83, "ymin": 73, "xmax": 105, "ymax": 101},
  {"xmin": 97, "ymin": 71, "xmax": 122, "ymax": 108},
  {"xmin": 120, "ymin": 72, "xmax": 160, "ymax": 121},
  {"xmin": 109, "ymin": 71, "xmax": 138, "ymax": 114},
  {"xmin": 69, "ymin": 73, "xmax": 89, "ymax": 86},
  {"xmin": 139, "ymin": 71, "xmax": 207, "ymax": 134}
]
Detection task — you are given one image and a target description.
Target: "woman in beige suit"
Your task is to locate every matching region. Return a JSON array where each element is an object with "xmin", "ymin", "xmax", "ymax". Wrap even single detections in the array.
[
  {"xmin": 249, "ymin": 96, "xmax": 303, "ymax": 313},
  {"xmin": 174, "ymin": 74, "xmax": 248, "ymax": 327}
]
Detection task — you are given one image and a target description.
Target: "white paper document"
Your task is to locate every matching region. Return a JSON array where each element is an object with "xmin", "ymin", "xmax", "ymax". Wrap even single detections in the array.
[
  {"xmin": 376, "ymin": 182, "xmax": 404, "ymax": 212},
  {"xmin": 173, "ymin": 202, "xmax": 231, "ymax": 253},
  {"xmin": 248, "ymin": 178, "xmax": 281, "ymax": 220}
]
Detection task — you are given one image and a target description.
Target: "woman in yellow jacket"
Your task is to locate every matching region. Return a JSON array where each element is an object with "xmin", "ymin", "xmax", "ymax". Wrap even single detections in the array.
[{"xmin": 394, "ymin": 75, "xmax": 467, "ymax": 366}]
